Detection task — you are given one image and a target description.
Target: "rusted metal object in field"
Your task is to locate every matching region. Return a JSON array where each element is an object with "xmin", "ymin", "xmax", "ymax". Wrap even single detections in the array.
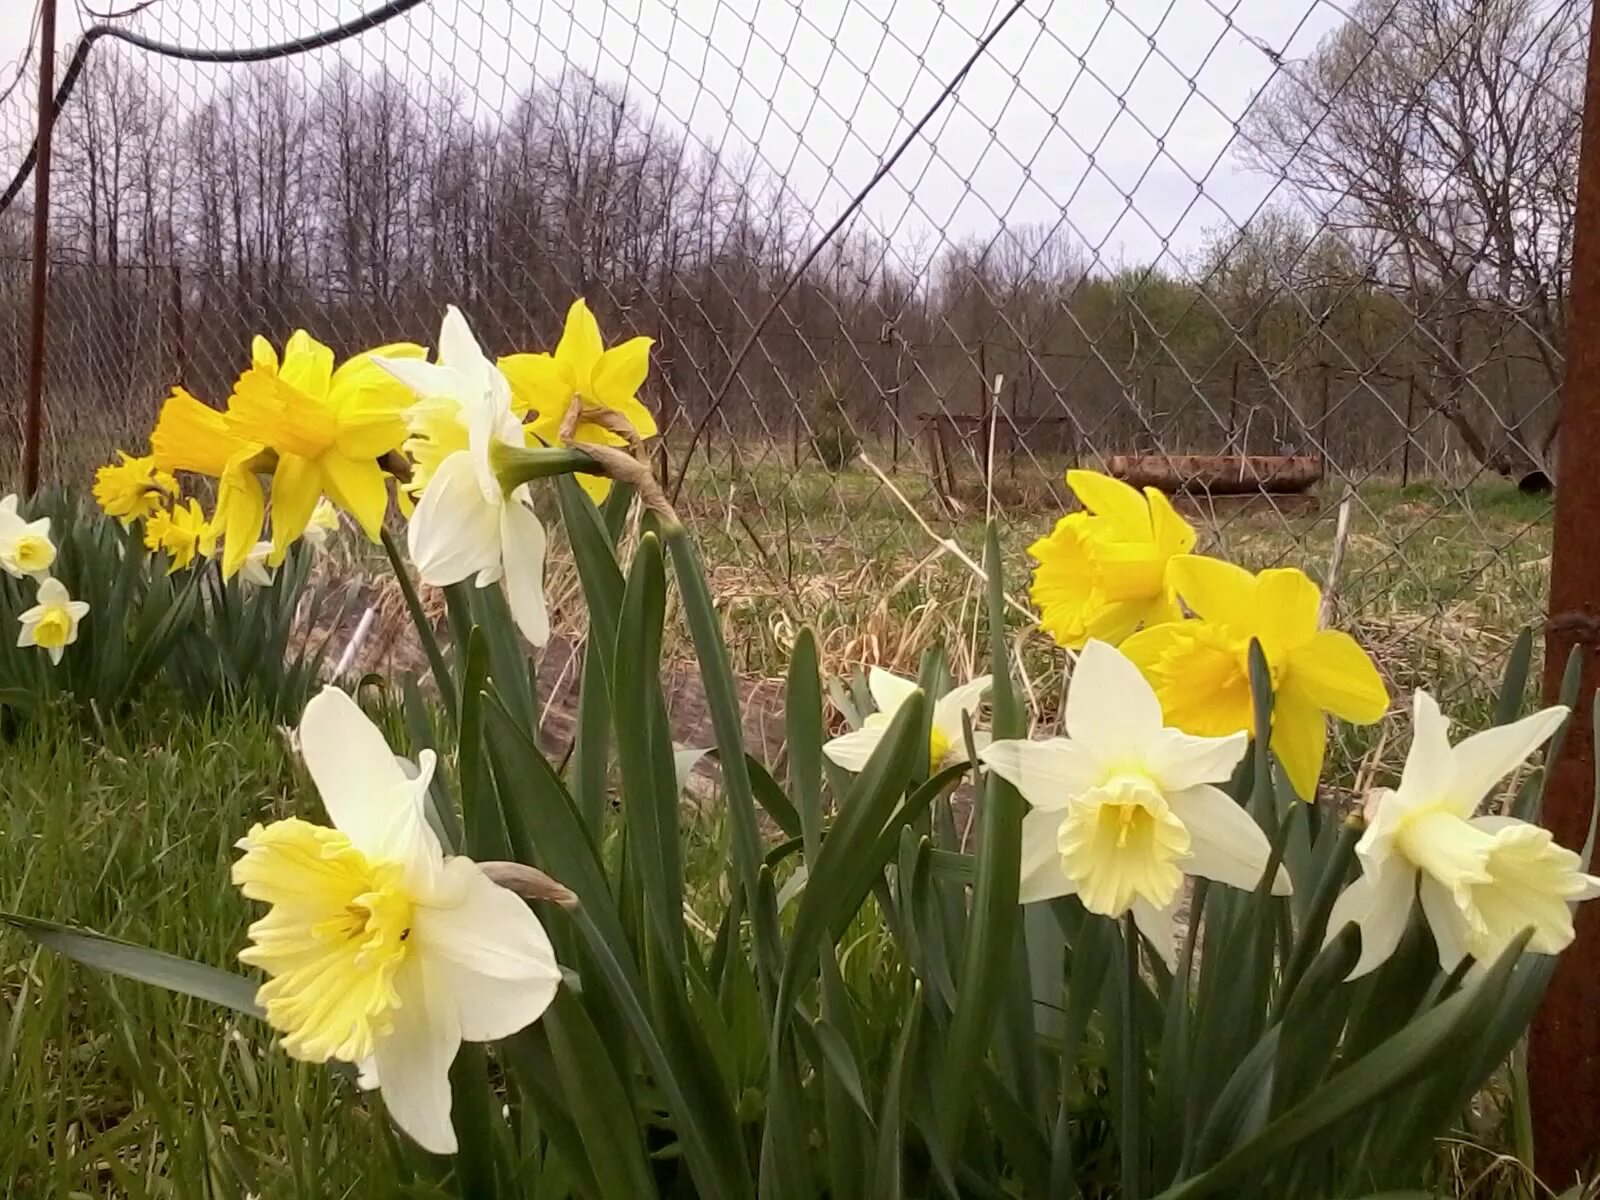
[
  {"xmin": 1534, "ymin": 0, "xmax": 1600, "ymax": 1183},
  {"xmin": 1104, "ymin": 453, "xmax": 1323, "ymax": 495}
]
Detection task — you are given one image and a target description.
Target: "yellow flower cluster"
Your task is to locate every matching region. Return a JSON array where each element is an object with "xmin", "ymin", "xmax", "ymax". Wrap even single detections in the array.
[
  {"xmin": 93, "ymin": 299, "xmax": 654, "ymax": 583},
  {"xmin": 1029, "ymin": 470, "xmax": 1388, "ymax": 799}
]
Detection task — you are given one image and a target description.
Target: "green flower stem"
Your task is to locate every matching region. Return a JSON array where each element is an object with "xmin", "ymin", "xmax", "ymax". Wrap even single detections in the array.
[
  {"xmin": 1122, "ymin": 912, "xmax": 1143, "ymax": 1200},
  {"xmin": 491, "ymin": 444, "xmax": 600, "ymax": 491}
]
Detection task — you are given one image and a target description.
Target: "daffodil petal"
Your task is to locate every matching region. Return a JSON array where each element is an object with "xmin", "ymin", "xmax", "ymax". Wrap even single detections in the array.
[
  {"xmin": 1147, "ymin": 728, "xmax": 1249, "ymax": 793},
  {"xmin": 1066, "ymin": 639, "xmax": 1164, "ymax": 757},
  {"xmin": 414, "ymin": 859, "xmax": 562, "ymax": 1042},
  {"xmin": 1167, "ymin": 555, "xmax": 1256, "ymax": 624},
  {"xmin": 1286, "ymin": 629, "xmax": 1389, "ymax": 725},
  {"xmin": 591, "ymin": 336, "xmax": 653, "ymax": 418},
  {"xmin": 1168, "ymin": 784, "xmax": 1289, "ymax": 894},
  {"xmin": 322, "ymin": 454, "xmax": 391, "ymax": 542},
  {"xmin": 408, "ymin": 452, "xmax": 502, "ymax": 586},
  {"xmin": 1253, "ymin": 568, "xmax": 1321, "ymax": 656},
  {"xmin": 932, "ymin": 675, "xmax": 992, "ymax": 741},
  {"xmin": 438, "ymin": 306, "xmax": 489, "ymax": 377},
  {"xmin": 868, "ymin": 667, "xmax": 919, "ymax": 718},
  {"xmin": 979, "ymin": 738, "xmax": 1100, "ymax": 812},
  {"xmin": 1414, "ymin": 875, "xmax": 1471, "ymax": 971},
  {"xmin": 499, "ymin": 489, "xmax": 550, "ymax": 647},
  {"xmin": 370, "ymin": 957, "xmax": 460, "ymax": 1155},
  {"xmin": 1400, "ymin": 690, "xmax": 1455, "ymax": 806},
  {"xmin": 1271, "ymin": 685, "xmax": 1327, "ymax": 801},
  {"xmin": 299, "ymin": 686, "xmax": 415, "ymax": 853},
  {"xmin": 498, "ymin": 352, "xmax": 570, "ymax": 419},
  {"xmin": 279, "ymin": 330, "xmax": 335, "ymax": 397},
  {"xmin": 1443, "ymin": 706, "xmax": 1569, "ymax": 819},
  {"xmin": 269, "ymin": 454, "xmax": 322, "ymax": 560},
  {"xmin": 822, "ymin": 727, "xmax": 887, "ymax": 773},
  {"xmin": 557, "ymin": 299, "xmax": 605, "ymax": 381},
  {"xmin": 1327, "ymin": 856, "xmax": 1416, "ymax": 979},
  {"xmin": 217, "ymin": 461, "xmax": 267, "ymax": 581},
  {"xmin": 1019, "ymin": 807, "xmax": 1075, "ymax": 903},
  {"xmin": 1144, "ymin": 487, "xmax": 1196, "ymax": 557},
  {"xmin": 1130, "ymin": 894, "xmax": 1181, "ymax": 969},
  {"xmin": 1066, "ymin": 469, "xmax": 1150, "ymax": 540}
]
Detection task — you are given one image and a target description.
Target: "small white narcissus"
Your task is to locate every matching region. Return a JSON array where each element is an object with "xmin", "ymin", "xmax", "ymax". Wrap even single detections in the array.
[
  {"xmin": 823, "ymin": 668, "xmax": 992, "ymax": 773},
  {"xmin": 16, "ymin": 576, "xmax": 89, "ymax": 665},
  {"xmin": 1325, "ymin": 690, "xmax": 1599, "ymax": 978},
  {"xmin": 232, "ymin": 686, "xmax": 562, "ymax": 1155},
  {"xmin": 0, "ymin": 493, "xmax": 57, "ymax": 579},
  {"xmin": 979, "ymin": 640, "xmax": 1289, "ymax": 964},
  {"xmin": 375, "ymin": 307, "xmax": 549, "ymax": 647},
  {"xmin": 238, "ymin": 541, "xmax": 277, "ymax": 588}
]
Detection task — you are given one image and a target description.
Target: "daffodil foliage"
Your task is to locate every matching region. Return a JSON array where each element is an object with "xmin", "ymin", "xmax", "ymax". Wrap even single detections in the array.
[{"xmin": 7, "ymin": 310, "xmax": 1595, "ymax": 1198}]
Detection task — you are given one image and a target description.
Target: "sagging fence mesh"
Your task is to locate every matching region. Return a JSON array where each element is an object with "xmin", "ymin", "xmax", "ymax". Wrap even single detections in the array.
[{"xmin": 0, "ymin": 0, "xmax": 1578, "ymax": 705}]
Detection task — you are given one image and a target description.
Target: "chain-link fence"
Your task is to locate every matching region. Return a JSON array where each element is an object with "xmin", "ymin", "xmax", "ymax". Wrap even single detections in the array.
[{"xmin": 0, "ymin": 0, "xmax": 1580, "ymax": 708}]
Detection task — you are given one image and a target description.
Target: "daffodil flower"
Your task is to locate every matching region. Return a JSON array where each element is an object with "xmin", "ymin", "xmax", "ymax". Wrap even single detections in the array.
[
  {"xmin": 144, "ymin": 499, "xmax": 217, "ymax": 572},
  {"xmin": 376, "ymin": 307, "xmax": 550, "ymax": 646},
  {"xmin": 1326, "ymin": 690, "xmax": 1598, "ymax": 978},
  {"xmin": 1029, "ymin": 470, "xmax": 1196, "ymax": 648},
  {"xmin": 0, "ymin": 494, "xmax": 57, "ymax": 579},
  {"xmin": 1120, "ymin": 556, "xmax": 1389, "ymax": 800},
  {"xmin": 823, "ymin": 667, "xmax": 992, "ymax": 773},
  {"xmin": 92, "ymin": 452, "xmax": 179, "ymax": 523},
  {"xmin": 233, "ymin": 686, "xmax": 561, "ymax": 1155},
  {"xmin": 151, "ymin": 386, "xmax": 271, "ymax": 580},
  {"xmin": 499, "ymin": 298, "xmax": 655, "ymax": 502},
  {"xmin": 238, "ymin": 541, "xmax": 277, "ymax": 588},
  {"xmin": 225, "ymin": 332, "xmax": 425, "ymax": 561},
  {"xmin": 302, "ymin": 499, "xmax": 341, "ymax": 553},
  {"xmin": 980, "ymin": 640, "xmax": 1289, "ymax": 963},
  {"xmin": 16, "ymin": 576, "xmax": 88, "ymax": 665}
]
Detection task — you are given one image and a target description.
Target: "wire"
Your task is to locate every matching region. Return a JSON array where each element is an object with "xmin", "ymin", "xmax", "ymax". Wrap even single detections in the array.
[
  {"xmin": 668, "ymin": 0, "xmax": 1032, "ymax": 503},
  {"xmin": 0, "ymin": 0, "xmax": 430, "ymax": 216}
]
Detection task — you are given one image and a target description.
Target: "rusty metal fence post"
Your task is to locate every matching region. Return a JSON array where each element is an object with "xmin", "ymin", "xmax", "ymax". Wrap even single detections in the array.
[
  {"xmin": 1534, "ymin": 0, "xmax": 1600, "ymax": 1185},
  {"xmin": 20, "ymin": 0, "xmax": 57, "ymax": 496}
]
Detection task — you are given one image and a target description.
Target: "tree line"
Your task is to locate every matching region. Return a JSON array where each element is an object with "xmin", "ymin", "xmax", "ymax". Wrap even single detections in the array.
[{"xmin": 0, "ymin": 0, "xmax": 1581, "ymax": 488}]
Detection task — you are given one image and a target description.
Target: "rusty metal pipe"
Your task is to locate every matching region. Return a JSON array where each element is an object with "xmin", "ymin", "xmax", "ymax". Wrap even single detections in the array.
[{"xmin": 1532, "ymin": 0, "xmax": 1600, "ymax": 1184}]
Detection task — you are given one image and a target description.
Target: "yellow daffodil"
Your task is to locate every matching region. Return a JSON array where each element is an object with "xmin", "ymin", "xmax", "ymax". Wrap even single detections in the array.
[
  {"xmin": 144, "ymin": 499, "xmax": 216, "ymax": 572},
  {"xmin": 499, "ymin": 298, "xmax": 655, "ymax": 502},
  {"xmin": 823, "ymin": 668, "xmax": 991, "ymax": 774},
  {"xmin": 16, "ymin": 576, "xmax": 88, "ymax": 665},
  {"xmin": 1029, "ymin": 470, "xmax": 1196, "ymax": 648},
  {"xmin": 981, "ymin": 640, "xmax": 1289, "ymax": 963},
  {"xmin": 0, "ymin": 494, "xmax": 56, "ymax": 579},
  {"xmin": 1327, "ymin": 690, "xmax": 1598, "ymax": 977},
  {"xmin": 224, "ymin": 331, "xmax": 425, "ymax": 561},
  {"xmin": 376, "ymin": 308, "xmax": 550, "ymax": 645},
  {"xmin": 151, "ymin": 386, "xmax": 270, "ymax": 580},
  {"xmin": 1120, "ymin": 556, "xmax": 1388, "ymax": 801},
  {"xmin": 92, "ymin": 452, "xmax": 179, "ymax": 523},
  {"xmin": 233, "ymin": 686, "xmax": 561, "ymax": 1154}
]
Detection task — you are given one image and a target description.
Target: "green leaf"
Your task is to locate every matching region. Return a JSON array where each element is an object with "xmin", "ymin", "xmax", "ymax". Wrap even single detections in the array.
[
  {"xmin": 939, "ymin": 521, "xmax": 1026, "ymax": 1145},
  {"xmin": 872, "ymin": 984, "xmax": 924, "ymax": 1199},
  {"xmin": 448, "ymin": 1044, "xmax": 506, "ymax": 1189},
  {"xmin": 1521, "ymin": 644, "xmax": 1583, "ymax": 822},
  {"xmin": 1, "ymin": 912, "xmax": 264, "ymax": 1020},
  {"xmin": 788, "ymin": 627, "xmax": 825, "ymax": 862},
  {"xmin": 381, "ymin": 529, "xmax": 458, "ymax": 728},
  {"xmin": 1493, "ymin": 627, "xmax": 1534, "ymax": 726},
  {"xmin": 459, "ymin": 631, "xmax": 512, "ymax": 863}
]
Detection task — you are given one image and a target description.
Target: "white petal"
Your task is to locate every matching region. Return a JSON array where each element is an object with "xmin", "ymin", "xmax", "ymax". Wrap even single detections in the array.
[
  {"xmin": 1418, "ymin": 875, "xmax": 1472, "ymax": 972},
  {"xmin": 371, "ymin": 957, "xmax": 461, "ymax": 1156},
  {"xmin": 979, "ymin": 738, "xmax": 1099, "ymax": 812},
  {"xmin": 822, "ymin": 727, "xmax": 885, "ymax": 773},
  {"xmin": 36, "ymin": 577, "xmax": 68, "ymax": 607},
  {"xmin": 1019, "ymin": 807, "xmax": 1076, "ymax": 903},
  {"xmin": 1148, "ymin": 729, "xmax": 1250, "ymax": 793},
  {"xmin": 1327, "ymin": 857, "xmax": 1417, "ymax": 979},
  {"xmin": 408, "ymin": 452, "xmax": 503, "ymax": 587},
  {"xmin": 413, "ymin": 859, "xmax": 562, "ymax": 1042},
  {"xmin": 16, "ymin": 623, "xmax": 36, "ymax": 648},
  {"xmin": 1065, "ymin": 640, "xmax": 1164, "ymax": 759},
  {"xmin": 379, "ymin": 356, "xmax": 471, "ymax": 403},
  {"xmin": 1400, "ymin": 690, "xmax": 1456, "ymax": 802},
  {"xmin": 499, "ymin": 489, "xmax": 549, "ymax": 647},
  {"xmin": 1131, "ymin": 894, "xmax": 1181, "ymax": 969},
  {"xmin": 932, "ymin": 675, "xmax": 992, "ymax": 739},
  {"xmin": 1443, "ymin": 706, "xmax": 1569, "ymax": 819},
  {"xmin": 1168, "ymin": 784, "xmax": 1291, "ymax": 895},
  {"xmin": 437, "ymin": 305, "xmax": 490, "ymax": 380},
  {"xmin": 298, "ymin": 686, "xmax": 414, "ymax": 853},
  {"xmin": 674, "ymin": 747, "xmax": 711, "ymax": 793},
  {"xmin": 868, "ymin": 667, "xmax": 919, "ymax": 718}
]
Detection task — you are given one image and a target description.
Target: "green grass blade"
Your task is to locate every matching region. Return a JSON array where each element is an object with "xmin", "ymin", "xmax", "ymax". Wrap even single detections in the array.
[
  {"xmin": 788, "ymin": 627, "xmax": 825, "ymax": 861},
  {"xmin": 872, "ymin": 984, "xmax": 924, "ymax": 1199}
]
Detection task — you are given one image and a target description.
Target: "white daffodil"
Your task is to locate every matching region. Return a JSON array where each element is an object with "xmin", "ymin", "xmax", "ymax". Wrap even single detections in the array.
[
  {"xmin": 16, "ymin": 576, "xmax": 89, "ymax": 665},
  {"xmin": 823, "ymin": 667, "xmax": 992, "ymax": 774},
  {"xmin": 238, "ymin": 541, "xmax": 277, "ymax": 588},
  {"xmin": 1326, "ymin": 690, "xmax": 1598, "ymax": 978},
  {"xmin": 0, "ymin": 493, "xmax": 57, "ymax": 579},
  {"xmin": 233, "ymin": 686, "xmax": 561, "ymax": 1155},
  {"xmin": 980, "ymin": 640, "xmax": 1289, "ymax": 964},
  {"xmin": 302, "ymin": 499, "xmax": 340, "ymax": 553},
  {"xmin": 376, "ymin": 307, "xmax": 549, "ymax": 646}
]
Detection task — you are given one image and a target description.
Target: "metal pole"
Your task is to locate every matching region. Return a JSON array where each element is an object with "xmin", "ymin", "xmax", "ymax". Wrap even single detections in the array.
[
  {"xmin": 1533, "ymin": 1, "xmax": 1600, "ymax": 1183},
  {"xmin": 21, "ymin": 0, "xmax": 57, "ymax": 496}
]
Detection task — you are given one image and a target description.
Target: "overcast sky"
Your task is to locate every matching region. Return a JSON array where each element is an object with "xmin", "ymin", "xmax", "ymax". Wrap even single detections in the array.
[{"xmin": 0, "ymin": 0, "xmax": 1346, "ymax": 270}]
